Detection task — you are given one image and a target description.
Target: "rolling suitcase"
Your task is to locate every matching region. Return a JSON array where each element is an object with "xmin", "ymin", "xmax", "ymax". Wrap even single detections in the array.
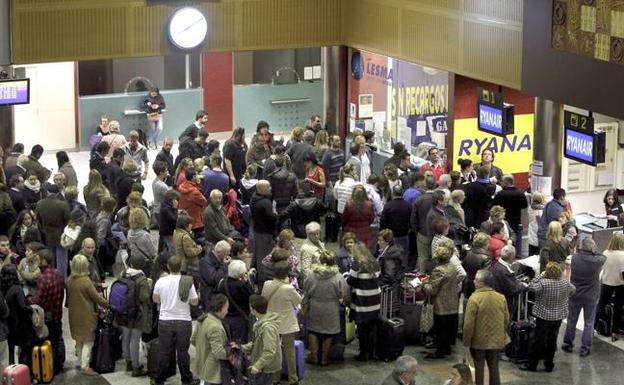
[
  {"xmin": 90, "ymin": 315, "xmax": 122, "ymax": 374},
  {"xmin": 281, "ymin": 339, "xmax": 305, "ymax": 380},
  {"xmin": 376, "ymin": 285, "xmax": 405, "ymax": 361},
  {"xmin": 329, "ymin": 306, "xmax": 356, "ymax": 361},
  {"xmin": 32, "ymin": 340, "xmax": 54, "ymax": 383},
  {"xmin": 2, "ymin": 364, "xmax": 31, "ymax": 385},
  {"xmin": 400, "ymin": 274, "xmax": 424, "ymax": 345},
  {"xmin": 146, "ymin": 338, "xmax": 177, "ymax": 380},
  {"xmin": 505, "ymin": 291, "xmax": 535, "ymax": 363}
]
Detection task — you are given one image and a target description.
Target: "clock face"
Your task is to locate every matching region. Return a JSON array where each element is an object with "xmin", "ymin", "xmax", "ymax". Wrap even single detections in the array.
[{"xmin": 168, "ymin": 7, "xmax": 208, "ymax": 50}]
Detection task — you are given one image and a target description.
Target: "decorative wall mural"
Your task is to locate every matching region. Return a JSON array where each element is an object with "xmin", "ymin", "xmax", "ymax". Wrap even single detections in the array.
[{"xmin": 552, "ymin": 0, "xmax": 624, "ymax": 64}]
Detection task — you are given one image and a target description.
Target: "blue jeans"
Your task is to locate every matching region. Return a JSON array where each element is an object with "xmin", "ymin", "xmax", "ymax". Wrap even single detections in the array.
[
  {"xmin": 54, "ymin": 247, "xmax": 68, "ymax": 279},
  {"xmin": 563, "ymin": 298, "xmax": 597, "ymax": 353},
  {"xmin": 156, "ymin": 320, "xmax": 193, "ymax": 385},
  {"xmin": 149, "ymin": 118, "xmax": 163, "ymax": 147},
  {"xmin": 121, "ymin": 327, "xmax": 142, "ymax": 368}
]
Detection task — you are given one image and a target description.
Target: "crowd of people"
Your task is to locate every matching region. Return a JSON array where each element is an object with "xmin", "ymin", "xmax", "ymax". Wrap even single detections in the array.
[{"xmin": 0, "ymin": 110, "xmax": 621, "ymax": 385}]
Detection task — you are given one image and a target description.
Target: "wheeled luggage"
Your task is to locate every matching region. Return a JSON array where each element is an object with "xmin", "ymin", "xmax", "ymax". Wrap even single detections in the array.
[
  {"xmin": 90, "ymin": 315, "xmax": 122, "ymax": 373},
  {"xmin": 400, "ymin": 273, "xmax": 424, "ymax": 345},
  {"xmin": 281, "ymin": 339, "xmax": 305, "ymax": 380},
  {"xmin": 376, "ymin": 285, "xmax": 405, "ymax": 361},
  {"xmin": 329, "ymin": 306, "xmax": 356, "ymax": 361},
  {"xmin": 2, "ymin": 364, "xmax": 31, "ymax": 385},
  {"xmin": 146, "ymin": 338, "xmax": 177, "ymax": 380},
  {"xmin": 505, "ymin": 291, "xmax": 535, "ymax": 363},
  {"xmin": 32, "ymin": 340, "xmax": 54, "ymax": 383}
]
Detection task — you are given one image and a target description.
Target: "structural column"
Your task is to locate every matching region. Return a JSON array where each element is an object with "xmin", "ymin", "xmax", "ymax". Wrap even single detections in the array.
[
  {"xmin": 322, "ymin": 46, "xmax": 347, "ymax": 136},
  {"xmin": 533, "ymin": 97, "xmax": 563, "ymax": 192}
]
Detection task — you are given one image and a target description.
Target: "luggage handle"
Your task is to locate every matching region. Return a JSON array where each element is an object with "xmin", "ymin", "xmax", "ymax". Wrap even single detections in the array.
[{"xmin": 517, "ymin": 290, "xmax": 530, "ymax": 321}]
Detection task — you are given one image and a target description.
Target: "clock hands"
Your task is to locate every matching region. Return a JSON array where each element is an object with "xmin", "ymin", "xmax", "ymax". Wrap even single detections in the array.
[{"xmin": 178, "ymin": 18, "xmax": 206, "ymax": 35}]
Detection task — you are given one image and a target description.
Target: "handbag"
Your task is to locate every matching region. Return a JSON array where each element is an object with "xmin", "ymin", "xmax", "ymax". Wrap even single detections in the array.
[
  {"xmin": 419, "ymin": 299, "xmax": 434, "ymax": 333},
  {"xmin": 147, "ymin": 112, "xmax": 160, "ymax": 122}
]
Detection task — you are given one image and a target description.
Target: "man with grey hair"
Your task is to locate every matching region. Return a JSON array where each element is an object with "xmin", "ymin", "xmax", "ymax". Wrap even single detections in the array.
[
  {"xmin": 300, "ymin": 221, "xmax": 326, "ymax": 272},
  {"xmin": 204, "ymin": 189, "xmax": 239, "ymax": 245},
  {"xmin": 381, "ymin": 355, "xmax": 418, "ymax": 385},
  {"xmin": 123, "ymin": 130, "xmax": 149, "ymax": 179},
  {"xmin": 492, "ymin": 174, "xmax": 527, "ymax": 253},
  {"xmin": 562, "ymin": 236, "xmax": 606, "ymax": 357},
  {"xmin": 490, "ymin": 245, "xmax": 525, "ymax": 317},
  {"xmin": 463, "ymin": 269, "xmax": 509, "ymax": 385},
  {"xmin": 199, "ymin": 240, "xmax": 231, "ymax": 310}
]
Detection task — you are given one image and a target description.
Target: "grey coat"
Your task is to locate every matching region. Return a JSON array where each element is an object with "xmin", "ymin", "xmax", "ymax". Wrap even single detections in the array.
[
  {"xmin": 127, "ymin": 229, "xmax": 157, "ymax": 262},
  {"xmin": 302, "ymin": 264, "xmax": 349, "ymax": 335},
  {"xmin": 59, "ymin": 162, "xmax": 78, "ymax": 187}
]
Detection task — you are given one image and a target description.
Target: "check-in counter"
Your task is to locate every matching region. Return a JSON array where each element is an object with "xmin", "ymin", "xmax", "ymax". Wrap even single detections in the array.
[{"xmin": 575, "ymin": 213, "xmax": 622, "ymax": 252}]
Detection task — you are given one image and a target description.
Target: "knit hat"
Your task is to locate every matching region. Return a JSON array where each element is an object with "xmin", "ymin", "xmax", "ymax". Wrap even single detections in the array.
[{"xmin": 69, "ymin": 208, "xmax": 85, "ymax": 222}]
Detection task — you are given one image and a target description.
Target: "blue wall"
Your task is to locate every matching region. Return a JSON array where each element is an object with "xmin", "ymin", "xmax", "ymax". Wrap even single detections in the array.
[
  {"xmin": 79, "ymin": 88, "xmax": 203, "ymax": 148},
  {"xmin": 234, "ymin": 80, "xmax": 323, "ymax": 136}
]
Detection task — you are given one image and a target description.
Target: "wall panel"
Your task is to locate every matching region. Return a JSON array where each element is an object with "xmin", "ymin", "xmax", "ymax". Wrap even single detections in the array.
[{"xmin": 12, "ymin": 0, "xmax": 343, "ymax": 63}]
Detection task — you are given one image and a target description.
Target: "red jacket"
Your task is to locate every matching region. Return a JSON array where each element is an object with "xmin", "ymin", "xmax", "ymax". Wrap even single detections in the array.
[
  {"xmin": 487, "ymin": 234, "xmax": 507, "ymax": 261},
  {"xmin": 178, "ymin": 180, "xmax": 207, "ymax": 230},
  {"xmin": 342, "ymin": 200, "xmax": 375, "ymax": 249},
  {"xmin": 420, "ymin": 161, "xmax": 448, "ymax": 184}
]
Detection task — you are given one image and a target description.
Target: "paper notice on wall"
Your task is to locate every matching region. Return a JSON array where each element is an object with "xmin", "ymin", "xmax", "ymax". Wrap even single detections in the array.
[
  {"xmin": 313, "ymin": 65, "xmax": 321, "ymax": 79},
  {"xmin": 538, "ymin": 176, "xmax": 552, "ymax": 195},
  {"xmin": 532, "ymin": 161, "xmax": 544, "ymax": 176},
  {"xmin": 349, "ymin": 118, "xmax": 356, "ymax": 133},
  {"xmin": 303, "ymin": 66, "xmax": 313, "ymax": 80},
  {"xmin": 397, "ymin": 116, "xmax": 410, "ymax": 147},
  {"xmin": 372, "ymin": 111, "xmax": 386, "ymax": 123},
  {"xmin": 416, "ymin": 120, "xmax": 427, "ymax": 137},
  {"xmin": 364, "ymin": 119, "xmax": 374, "ymax": 132},
  {"xmin": 358, "ymin": 94, "xmax": 373, "ymax": 118}
]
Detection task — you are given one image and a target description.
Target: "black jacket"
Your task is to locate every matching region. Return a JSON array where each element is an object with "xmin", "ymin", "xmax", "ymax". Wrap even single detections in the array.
[
  {"xmin": 380, "ymin": 198, "xmax": 412, "ymax": 237},
  {"xmin": 155, "ymin": 150, "xmax": 175, "ymax": 186},
  {"xmin": 8, "ymin": 189, "xmax": 26, "ymax": 214},
  {"xmin": 0, "ymin": 290, "xmax": 8, "ymax": 341},
  {"xmin": 175, "ymin": 140, "xmax": 207, "ymax": 169},
  {"xmin": 250, "ymin": 193, "xmax": 277, "ymax": 235},
  {"xmin": 463, "ymin": 247, "xmax": 491, "ymax": 297},
  {"xmin": 89, "ymin": 153, "xmax": 108, "ymax": 181},
  {"xmin": 199, "ymin": 251, "xmax": 228, "ymax": 309},
  {"xmin": 492, "ymin": 186, "xmax": 528, "ymax": 227},
  {"xmin": 103, "ymin": 159, "xmax": 124, "ymax": 198},
  {"xmin": 286, "ymin": 141, "xmax": 314, "ymax": 179},
  {"xmin": 217, "ymin": 277, "xmax": 252, "ymax": 319},
  {"xmin": 281, "ymin": 195, "xmax": 326, "ymax": 238},
  {"xmin": 158, "ymin": 198, "xmax": 178, "ymax": 237},
  {"xmin": 267, "ymin": 168, "xmax": 297, "ymax": 210},
  {"xmin": 5, "ymin": 165, "xmax": 26, "ymax": 184},
  {"xmin": 378, "ymin": 244, "xmax": 406, "ymax": 287},
  {"xmin": 462, "ymin": 181, "xmax": 494, "ymax": 228},
  {"xmin": 424, "ymin": 206, "xmax": 445, "ymax": 238},
  {"xmin": 489, "ymin": 260, "xmax": 523, "ymax": 299},
  {"xmin": 117, "ymin": 173, "xmax": 139, "ymax": 211},
  {"xmin": 179, "ymin": 123, "xmax": 200, "ymax": 144},
  {"xmin": 410, "ymin": 191, "xmax": 434, "ymax": 236}
]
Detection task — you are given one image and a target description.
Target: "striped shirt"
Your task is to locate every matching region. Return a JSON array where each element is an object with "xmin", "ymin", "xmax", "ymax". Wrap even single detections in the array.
[{"xmin": 347, "ymin": 260, "xmax": 381, "ymax": 323}]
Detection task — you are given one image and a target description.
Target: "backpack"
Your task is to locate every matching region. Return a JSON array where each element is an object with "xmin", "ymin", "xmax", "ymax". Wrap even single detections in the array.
[
  {"xmin": 109, "ymin": 274, "xmax": 143, "ymax": 321},
  {"xmin": 30, "ymin": 304, "xmax": 49, "ymax": 339}
]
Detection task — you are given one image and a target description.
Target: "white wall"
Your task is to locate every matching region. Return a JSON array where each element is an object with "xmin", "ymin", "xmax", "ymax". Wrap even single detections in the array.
[{"xmin": 13, "ymin": 62, "xmax": 76, "ymax": 151}]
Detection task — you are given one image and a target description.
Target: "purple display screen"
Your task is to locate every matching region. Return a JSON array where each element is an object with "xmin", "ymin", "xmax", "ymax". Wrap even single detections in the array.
[{"xmin": 0, "ymin": 79, "xmax": 30, "ymax": 106}]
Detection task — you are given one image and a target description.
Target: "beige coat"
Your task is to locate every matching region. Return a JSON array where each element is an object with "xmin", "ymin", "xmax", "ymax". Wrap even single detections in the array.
[
  {"xmin": 66, "ymin": 275, "xmax": 109, "ymax": 342},
  {"xmin": 192, "ymin": 313, "xmax": 228, "ymax": 384},
  {"xmin": 173, "ymin": 228, "xmax": 203, "ymax": 272},
  {"xmin": 423, "ymin": 262, "xmax": 460, "ymax": 315},
  {"xmin": 261, "ymin": 278, "xmax": 302, "ymax": 335}
]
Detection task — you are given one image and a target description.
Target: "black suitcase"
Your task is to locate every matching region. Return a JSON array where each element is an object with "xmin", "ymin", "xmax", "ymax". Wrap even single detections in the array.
[
  {"xmin": 90, "ymin": 317, "xmax": 122, "ymax": 374},
  {"xmin": 595, "ymin": 303, "xmax": 614, "ymax": 337},
  {"xmin": 325, "ymin": 211, "xmax": 340, "ymax": 243},
  {"xmin": 146, "ymin": 338, "xmax": 177, "ymax": 380},
  {"xmin": 505, "ymin": 292, "xmax": 535, "ymax": 363},
  {"xmin": 376, "ymin": 286, "xmax": 405, "ymax": 361},
  {"xmin": 400, "ymin": 274, "xmax": 424, "ymax": 345}
]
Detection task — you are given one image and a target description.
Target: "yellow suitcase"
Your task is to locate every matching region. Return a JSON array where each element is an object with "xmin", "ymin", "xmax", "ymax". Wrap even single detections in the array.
[{"xmin": 32, "ymin": 340, "xmax": 54, "ymax": 383}]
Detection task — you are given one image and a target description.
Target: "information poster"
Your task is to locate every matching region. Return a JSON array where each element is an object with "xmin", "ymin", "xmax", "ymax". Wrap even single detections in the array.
[{"xmin": 358, "ymin": 94, "xmax": 373, "ymax": 118}]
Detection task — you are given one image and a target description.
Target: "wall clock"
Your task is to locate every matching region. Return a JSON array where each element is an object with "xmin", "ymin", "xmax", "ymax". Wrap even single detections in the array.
[{"xmin": 168, "ymin": 7, "xmax": 208, "ymax": 50}]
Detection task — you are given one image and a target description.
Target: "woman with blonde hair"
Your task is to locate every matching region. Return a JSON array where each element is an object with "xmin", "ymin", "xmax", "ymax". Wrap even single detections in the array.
[
  {"xmin": 598, "ymin": 232, "xmax": 624, "ymax": 341},
  {"xmin": 479, "ymin": 205, "xmax": 516, "ymax": 244},
  {"xmin": 127, "ymin": 208, "xmax": 157, "ymax": 276},
  {"xmin": 342, "ymin": 185, "xmax": 375, "ymax": 250},
  {"xmin": 314, "ymin": 129, "xmax": 329, "ymax": 160},
  {"xmin": 539, "ymin": 221, "xmax": 570, "ymax": 273},
  {"xmin": 83, "ymin": 169, "xmax": 110, "ymax": 218},
  {"xmin": 66, "ymin": 254, "xmax": 110, "ymax": 376},
  {"xmin": 521, "ymin": 262, "xmax": 575, "ymax": 372},
  {"xmin": 346, "ymin": 242, "xmax": 381, "ymax": 362},
  {"xmin": 558, "ymin": 210, "xmax": 578, "ymax": 251},
  {"xmin": 100, "ymin": 120, "xmax": 127, "ymax": 158}
]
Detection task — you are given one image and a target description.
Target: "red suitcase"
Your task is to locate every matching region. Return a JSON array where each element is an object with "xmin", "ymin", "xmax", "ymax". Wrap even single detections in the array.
[{"xmin": 2, "ymin": 364, "xmax": 31, "ymax": 385}]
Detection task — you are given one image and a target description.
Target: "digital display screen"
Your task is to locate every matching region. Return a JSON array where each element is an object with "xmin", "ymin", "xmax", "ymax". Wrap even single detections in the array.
[
  {"xmin": 0, "ymin": 79, "xmax": 30, "ymax": 106},
  {"xmin": 478, "ymin": 103, "xmax": 504, "ymax": 135},
  {"xmin": 564, "ymin": 127, "xmax": 595, "ymax": 165}
]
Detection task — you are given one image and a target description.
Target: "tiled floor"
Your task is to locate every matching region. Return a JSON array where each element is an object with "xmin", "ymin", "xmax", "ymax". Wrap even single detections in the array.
[{"xmin": 35, "ymin": 147, "xmax": 624, "ymax": 385}]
